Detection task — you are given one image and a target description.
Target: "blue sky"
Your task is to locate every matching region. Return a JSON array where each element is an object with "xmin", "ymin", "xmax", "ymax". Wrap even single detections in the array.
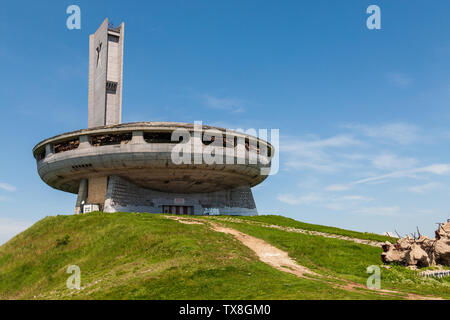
[{"xmin": 1, "ymin": 0, "xmax": 450, "ymax": 243}]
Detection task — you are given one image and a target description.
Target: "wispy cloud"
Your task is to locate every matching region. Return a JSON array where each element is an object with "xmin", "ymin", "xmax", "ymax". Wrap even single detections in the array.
[
  {"xmin": 354, "ymin": 163, "xmax": 450, "ymax": 185},
  {"xmin": 281, "ymin": 135, "xmax": 362, "ymax": 173},
  {"xmin": 282, "ymin": 123, "xmax": 422, "ymax": 175},
  {"xmin": 201, "ymin": 94, "xmax": 245, "ymax": 113},
  {"xmin": 0, "ymin": 183, "xmax": 16, "ymax": 192},
  {"xmin": 371, "ymin": 153, "xmax": 418, "ymax": 170},
  {"xmin": 341, "ymin": 122, "xmax": 418, "ymax": 145},
  {"xmin": 330, "ymin": 163, "xmax": 450, "ymax": 191},
  {"xmin": 278, "ymin": 121, "xmax": 450, "ymax": 223},
  {"xmin": 407, "ymin": 182, "xmax": 441, "ymax": 194}
]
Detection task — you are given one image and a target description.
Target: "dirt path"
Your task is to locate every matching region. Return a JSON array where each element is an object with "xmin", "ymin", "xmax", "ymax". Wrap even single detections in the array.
[
  {"xmin": 210, "ymin": 222, "xmax": 318, "ymax": 278},
  {"xmin": 165, "ymin": 215, "xmax": 442, "ymax": 300},
  {"xmin": 165, "ymin": 216, "xmax": 204, "ymax": 225},
  {"xmin": 212, "ymin": 217, "xmax": 385, "ymax": 247},
  {"xmin": 167, "ymin": 215, "xmax": 316, "ymax": 278}
]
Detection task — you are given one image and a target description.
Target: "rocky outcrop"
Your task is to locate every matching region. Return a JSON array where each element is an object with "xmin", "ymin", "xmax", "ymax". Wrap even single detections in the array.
[
  {"xmin": 434, "ymin": 222, "xmax": 450, "ymax": 266},
  {"xmin": 381, "ymin": 222, "xmax": 450, "ymax": 268}
]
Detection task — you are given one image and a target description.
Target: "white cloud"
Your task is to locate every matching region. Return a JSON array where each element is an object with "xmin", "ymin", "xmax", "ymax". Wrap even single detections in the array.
[
  {"xmin": 407, "ymin": 182, "xmax": 441, "ymax": 194},
  {"xmin": 202, "ymin": 94, "xmax": 245, "ymax": 113},
  {"xmin": 342, "ymin": 122, "xmax": 418, "ymax": 145},
  {"xmin": 281, "ymin": 135, "xmax": 362, "ymax": 173},
  {"xmin": 353, "ymin": 163, "xmax": 450, "ymax": 185},
  {"xmin": 371, "ymin": 153, "xmax": 418, "ymax": 170},
  {"xmin": 281, "ymin": 123, "xmax": 422, "ymax": 175},
  {"xmin": 420, "ymin": 164, "xmax": 450, "ymax": 175},
  {"xmin": 0, "ymin": 183, "xmax": 16, "ymax": 192},
  {"xmin": 322, "ymin": 163, "xmax": 450, "ymax": 196}
]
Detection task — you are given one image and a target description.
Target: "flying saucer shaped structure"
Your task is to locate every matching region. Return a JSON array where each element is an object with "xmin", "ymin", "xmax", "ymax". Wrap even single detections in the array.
[{"xmin": 33, "ymin": 19, "xmax": 273, "ymax": 215}]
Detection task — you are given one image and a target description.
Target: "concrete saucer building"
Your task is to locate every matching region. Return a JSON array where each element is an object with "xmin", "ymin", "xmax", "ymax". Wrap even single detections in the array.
[{"xmin": 33, "ymin": 19, "xmax": 273, "ymax": 216}]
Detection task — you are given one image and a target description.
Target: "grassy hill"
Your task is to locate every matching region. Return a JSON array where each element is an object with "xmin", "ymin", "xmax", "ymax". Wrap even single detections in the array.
[{"xmin": 0, "ymin": 212, "xmax": 448, "ymax": 300}]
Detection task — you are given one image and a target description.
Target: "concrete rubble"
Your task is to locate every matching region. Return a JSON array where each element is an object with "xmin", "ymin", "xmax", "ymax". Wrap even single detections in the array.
[{"xmin": 381, "ymin": 221, "xmax": 450, "ymax": 268}]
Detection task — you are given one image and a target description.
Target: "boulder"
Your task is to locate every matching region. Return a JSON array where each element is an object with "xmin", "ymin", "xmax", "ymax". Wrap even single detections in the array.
[
  {"xmin": 406, "ymin": 243, "xmax": 430, "ymax": 267},
  {"xmin": 433, "ymin": 223, "xmax": 450, "ymax": 265}
]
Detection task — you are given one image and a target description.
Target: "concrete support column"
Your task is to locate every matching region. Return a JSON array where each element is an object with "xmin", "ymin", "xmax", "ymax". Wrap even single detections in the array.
[
  {"xmin": 131, "ymin": 130, "xmax": 145, "ymax": 144},
  {"xmin": 74, "ymin": 178, "xmax": 88, "ymax": 214},
  {"xmin": 45, "ymin": 144, "xmax": 53, "ymax": 157},
  {"xmin": 78, "ymin": 135, "xmax": 91, "ymax": 149},
  {"xmin": 87, "ymin": 176, "xmax": 108, "ymax": 210}
]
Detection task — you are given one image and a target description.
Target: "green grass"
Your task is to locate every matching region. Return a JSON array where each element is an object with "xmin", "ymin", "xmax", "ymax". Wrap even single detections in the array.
[
  {"xmin": 227, "ymin": 215, "xmax": 393, "ymax": 242},
  {"xmin": 0, "ymin": 212, "xmax": 447, "ymax": 300},
  {"xmin": 211, "ymin": 217, "xmax": 450, "ymax": 299}
]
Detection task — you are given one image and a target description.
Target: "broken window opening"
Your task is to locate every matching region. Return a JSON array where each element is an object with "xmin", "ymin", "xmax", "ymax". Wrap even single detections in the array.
[
  {"xmin": 54, "ymin": 138, "xmax": 80, "ymax": 154},
  {"xmin": 202, "ymin": 133, "xmax": 216, "ymax": 146},
  {"xmin": 91, "ymin": 132, "xmax": 132, "ymax": 146},
  {"xmin": 106, "ymin": 80, "xmax": 118, "ymax": 93}
]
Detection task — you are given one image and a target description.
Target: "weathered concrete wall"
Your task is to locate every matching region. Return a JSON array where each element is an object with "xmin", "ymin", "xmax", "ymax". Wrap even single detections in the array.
[
  {"xmin": 104, "ymin": 175, "xmax": 258, "ymax": 216},
  {"xmin": 33, "ymin": 123, "xmax": 272, "ymax": 216},
  {"xmin": 88, "ymin": 176, "xmax": 108, "ymax": 206},
  {"xmin": 88, "ymin": 19, "xmax": 108, "ymax": 128},
  {"xmin": 34, "ymin": 125, "xmax": 271, "ymax": 195}
]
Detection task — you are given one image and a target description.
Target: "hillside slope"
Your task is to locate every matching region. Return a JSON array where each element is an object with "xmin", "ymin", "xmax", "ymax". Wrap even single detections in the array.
[{"xmin": 0, "ymin": 212, "xmax": 448, "ymax": 300}]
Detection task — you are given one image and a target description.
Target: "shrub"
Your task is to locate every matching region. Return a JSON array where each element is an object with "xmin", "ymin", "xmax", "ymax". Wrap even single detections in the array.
[{"xmin": 56, "ymin": 234, "xmax": 70, "ymax": 247}]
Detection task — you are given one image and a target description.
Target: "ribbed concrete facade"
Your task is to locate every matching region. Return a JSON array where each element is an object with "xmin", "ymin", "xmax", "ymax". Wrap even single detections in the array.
[{"xmin": 104, "ymin": 176, "xmax": 257, "ymax": 216}]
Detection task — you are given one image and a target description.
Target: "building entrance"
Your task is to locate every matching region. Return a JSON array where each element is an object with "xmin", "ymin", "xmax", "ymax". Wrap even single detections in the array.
[{"xmin": 162, "ymin": 205, "xmax": 194, "ymax": 215}]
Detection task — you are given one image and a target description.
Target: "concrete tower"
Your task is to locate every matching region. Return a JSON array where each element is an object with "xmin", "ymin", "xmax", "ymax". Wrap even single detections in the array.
[{"xmin": 88, "ymin": 18, "xmax": 125, "ymax": 128}]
